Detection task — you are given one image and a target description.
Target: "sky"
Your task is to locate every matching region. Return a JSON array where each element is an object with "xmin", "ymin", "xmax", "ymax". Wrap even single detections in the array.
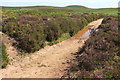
[{"xmin": 1, "ymin": 0, "xmax": 119, "ymax": 8}]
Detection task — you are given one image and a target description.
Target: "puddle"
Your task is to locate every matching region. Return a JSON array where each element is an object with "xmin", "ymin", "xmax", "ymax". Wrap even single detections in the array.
[{"xmin": 81, "ymin": 26, "xmax": 95, "ymax": 38}]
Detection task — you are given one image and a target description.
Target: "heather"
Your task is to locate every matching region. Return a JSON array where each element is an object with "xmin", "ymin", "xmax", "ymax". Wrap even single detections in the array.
[
  {"xmin": 2, "ymin": 9, "xmax": 104, "ymax": 53},
  {"xmin": 65, "ymin": 16, "xmax": 120, "ymax": 78}
]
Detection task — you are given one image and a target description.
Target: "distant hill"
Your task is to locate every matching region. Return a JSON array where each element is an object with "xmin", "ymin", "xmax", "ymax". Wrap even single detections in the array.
[{"xmin": 66, "ymin": 5, "xmax": 88, "ymax": 8}]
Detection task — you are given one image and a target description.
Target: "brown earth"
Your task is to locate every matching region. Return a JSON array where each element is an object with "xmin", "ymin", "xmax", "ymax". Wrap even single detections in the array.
[{"xmin": 1, "ymin": 19, "xmax": 103, "ymax": 78}]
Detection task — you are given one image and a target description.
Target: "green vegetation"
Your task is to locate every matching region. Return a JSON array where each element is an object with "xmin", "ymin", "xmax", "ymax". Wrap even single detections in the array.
[
  {"xmin": 65, "ymin": 16, "xmax": 120, "ymax": 78},
  {"xmin": 66, "ymin": 5, "xmax": 88, "ymax": 8},
  {"xmin": 92, "ymin": 8, "xmax": 118, "ymax": 16},
  {"xmin": 2, "ymin": 8, "xmax": 103, "ymax": 53},
  {"xmin": 1, "ymin": 6, "xmax": 118, "ymax": 70},
  {"xmin": 1, "ymin": 43, "xmax": 9, "ymax": 68},
  {"xmin": 2, "ymin": 6, "xmax": 118, "ymax": 16},
  {"xmin": 48, "ymin": 33, "xmax": 70, "ymax": 45}
]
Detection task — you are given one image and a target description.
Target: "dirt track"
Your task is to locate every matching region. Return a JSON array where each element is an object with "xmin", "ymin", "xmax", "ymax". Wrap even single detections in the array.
[{"xmin": 1, "ymin": 19, "xmax": 103, "ymax": 78}]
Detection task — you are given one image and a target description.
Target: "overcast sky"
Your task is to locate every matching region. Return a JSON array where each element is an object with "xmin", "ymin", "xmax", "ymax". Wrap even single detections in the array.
[{"xmin": 1, "ymin": 0, "xmax": 119, "ymax": 8}]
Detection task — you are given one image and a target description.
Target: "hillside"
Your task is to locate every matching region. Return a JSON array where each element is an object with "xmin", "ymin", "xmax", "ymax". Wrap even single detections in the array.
[
  {"xmin": 64, "ymin": 16, "xmax": 120, "ymax": 79},
  {"xmin": 1, "ymin": 6, "xmax": 119, "ymax": 79},
  {"xmin": 2, "ymin": 6, "xmax": 118, "ymax": 16},
  {"xmin": 66, "ymin": 5, "xmax": 88, "ymax": 8},
  {"xmin": 2, "ymin": 19, "xmax": 103, "ymax": 78}
]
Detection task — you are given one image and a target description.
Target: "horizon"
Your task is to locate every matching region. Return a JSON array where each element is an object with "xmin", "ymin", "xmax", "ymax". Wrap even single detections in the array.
[
  {"xmin": 1, "ymin": 5, "xmax": 118, "ymax": 9},
  {"xmin": 1, "ymin": 0, "xmax": 119, "ymax": 9}
]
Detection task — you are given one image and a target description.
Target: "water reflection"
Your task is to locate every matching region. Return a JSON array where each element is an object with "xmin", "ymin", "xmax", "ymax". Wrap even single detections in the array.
[{"xmin": 81, "ymin": 26, "xmax": 95, "ymax": 38}]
